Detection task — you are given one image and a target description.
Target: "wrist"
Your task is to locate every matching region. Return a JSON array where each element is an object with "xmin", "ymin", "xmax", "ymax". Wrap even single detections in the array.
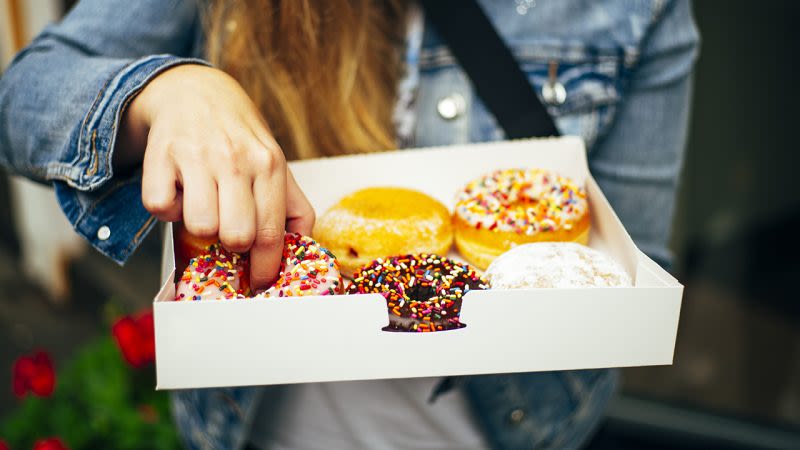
[
  {"xmin": 112, "ymin": 92, "xmax": 150, "ymax": 173},
  {"xmin": 112, "ymin": 63, "xmax": 204, "ymax": 173}
]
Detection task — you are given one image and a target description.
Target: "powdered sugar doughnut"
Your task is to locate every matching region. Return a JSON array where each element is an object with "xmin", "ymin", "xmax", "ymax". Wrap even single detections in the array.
[
  {"xmin": 485, "ymin": 242, "xmax": 631, "ymax": 289},
  {"xmin": 174, "ymin": 233, "xmax": 343, "ymax": 301}
]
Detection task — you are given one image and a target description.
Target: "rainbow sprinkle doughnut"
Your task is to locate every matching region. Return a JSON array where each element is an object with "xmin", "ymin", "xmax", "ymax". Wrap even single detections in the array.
[
  {"xmin": 347, "ymin": 254, "xmax": 488, "ymax": 332},
  {"xmin": 455, "ymin": 168, "xmax": 588, "ymax": 234},
  {"xmin": 453, "ymin": 168, "xmax": 591, "ymax": 269},
  {"xmin": 174, "ymin": 233, "xmax": 342, "ymax": 301},
  {"xmin": 174, "ymin": 243, "xmax": 247, "ymax": 301},
  {"xmin": 253, "ymin": 233, "xmax": 343, "ymax": 298}
]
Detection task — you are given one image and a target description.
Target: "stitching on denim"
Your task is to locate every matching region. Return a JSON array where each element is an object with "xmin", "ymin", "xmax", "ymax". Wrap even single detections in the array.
[
  {"xmin": 86, "ymin": 130, "xmax": 99, "ymax": 176},
  {"xmin": 76, "ymin": 63, "xmax": 117, "ymax": 170},
  {"xmin": 548, "ymin": 371, "xmax": 615, "ymax": 449},
  {"xmin": 218, "ymin": 392, "xmax": 246, "ymax": 421},
  {"xmin": 127, "ymin": 215, "xmax": 156, "ymax": 253},
  {"xmin": 420, "ymin": 44, "xmax": 623, "ymax": 70},
  {"xmin": 43, "ymin": 162, "xmax": 83, "ymax": 184},
  {"xmin": 77, "ymin": 57, "xmax": 155, "ymax": 187},
  {"xmin": 73, "ymin": 175, "xmax": 139, "ymax": 225}
]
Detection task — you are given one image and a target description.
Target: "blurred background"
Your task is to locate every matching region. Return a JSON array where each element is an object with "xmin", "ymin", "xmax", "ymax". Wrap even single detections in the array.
[{"xmin": 1, "ymin": 0, "xmax": 799, "ymax": 449}]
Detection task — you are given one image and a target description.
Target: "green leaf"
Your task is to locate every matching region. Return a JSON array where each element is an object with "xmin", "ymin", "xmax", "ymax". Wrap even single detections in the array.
[{"xmin": 1, "ymin": 335, "xmax": 181, "ymax": 449}]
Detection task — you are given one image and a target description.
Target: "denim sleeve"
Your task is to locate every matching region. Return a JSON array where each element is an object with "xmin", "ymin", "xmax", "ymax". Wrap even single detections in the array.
[
  {"xmin": 0, "ymin": 0, "xmax": 209, "ymax": 263},
  {"xmin": 588, "ymin": 0, "xmax": 700, "ymax": 268}
]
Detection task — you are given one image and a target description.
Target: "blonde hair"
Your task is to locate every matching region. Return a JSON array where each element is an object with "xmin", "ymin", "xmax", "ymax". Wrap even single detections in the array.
[{"xmin": 204, "ymin": 0, "xmax": 408, "ymax": 161}]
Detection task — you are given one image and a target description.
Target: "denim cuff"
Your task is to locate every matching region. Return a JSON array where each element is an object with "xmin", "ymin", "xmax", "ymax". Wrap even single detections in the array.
[
  {"xmin": 55, "ymin": 172, "xmax": 156, "ymax": 265},
  {"xmin": 68, "ymin": 54, "xmax": 210, "ymax": 191},
  {"xmin": 54, "ymin": 54, "xmax": 209, "ymax": 264}
]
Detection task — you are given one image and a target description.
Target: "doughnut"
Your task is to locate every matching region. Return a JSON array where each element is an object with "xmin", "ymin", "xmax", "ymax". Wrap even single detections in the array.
[
  {"xmin": 174, "ymin": 233, "xmax": 343, "ymax": 301},
  {"xmin": 174, "ymin": 222, "xmax": 221, "ymax": 279},
  {"xmin": 174, "ymin": 243, "xmax": 248, "ymax": 301},
  {"xmin": 485, "ymin": 242, "xmax": 631, "ymax": 289},
  {"xmin": 347, "ymin": 254, "xmax": 488, "ymax": 332},
  {"xmin": 314, "ymin": 187, "xmax": 453, "ymax": 277},
  {"xmin": 252, "ymin": 233, "xmax": 344, "ymax": 298},
  {"xmin": 453, "ymin": 168, "xmax": 590, "ymax": 270}
]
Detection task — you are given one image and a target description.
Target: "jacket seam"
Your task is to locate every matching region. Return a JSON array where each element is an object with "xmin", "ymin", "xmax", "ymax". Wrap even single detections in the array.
[
  {"xmin": 127, "ymin": 215, "xmax": 156, "ymax": 253},
  {"xmin": 548, "ymin": 372, "xmax": 615, "ymax": 449},
  {"xmin": 76, "ymin": 60, "xmax": 119, "ymax": 171},
  {"xmin": 86, "ymin": 130, "xmax": 100, "ymax": 176},
  {"xmin": 73, "ymin": 173, "xmax": 140, "ymax": 225}
]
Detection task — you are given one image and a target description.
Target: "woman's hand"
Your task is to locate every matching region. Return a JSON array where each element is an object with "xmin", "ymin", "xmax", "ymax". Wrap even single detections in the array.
[{"xmin": 114, "ymin": 64, "xmax": 315, "ymax": 289}]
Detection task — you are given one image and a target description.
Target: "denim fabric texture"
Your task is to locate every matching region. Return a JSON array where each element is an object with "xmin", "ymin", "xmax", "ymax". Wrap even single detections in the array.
[{"xmin": 0, "ymin": 0, "xmax": 699, "ymax": 448}]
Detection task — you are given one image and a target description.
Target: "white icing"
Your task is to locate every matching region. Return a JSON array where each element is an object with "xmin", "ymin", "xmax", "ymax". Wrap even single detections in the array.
[
  {"xmin": 454, "ymin": 168, "xmax": 588, "ymax": 235},
  {"xmin": 485, "ymin": 243, "xmax": 631, "ymax": 289}
]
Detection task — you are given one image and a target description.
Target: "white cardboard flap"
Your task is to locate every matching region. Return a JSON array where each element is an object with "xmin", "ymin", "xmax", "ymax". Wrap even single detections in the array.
[
  {"xmin": 154, "ymin": 137, "xmax": 683, "ymax": 390},
  {"xmin": 289, "ymin": 136, "xmax": 590, "ymax": 215},
  {"xmin": 154, "ymin": 286, "xmax": 680, "ymax": 389}
]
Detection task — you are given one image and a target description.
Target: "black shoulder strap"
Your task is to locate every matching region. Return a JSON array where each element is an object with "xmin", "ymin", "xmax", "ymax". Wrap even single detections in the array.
[{"xmin": 418, "ymin": 0, "xmax": 560, "ymax": 138}]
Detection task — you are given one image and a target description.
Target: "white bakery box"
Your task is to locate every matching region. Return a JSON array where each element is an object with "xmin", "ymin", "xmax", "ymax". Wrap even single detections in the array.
[{"xmin": 153, "ymin": 137, "xmax": 683, "ymax": 390}]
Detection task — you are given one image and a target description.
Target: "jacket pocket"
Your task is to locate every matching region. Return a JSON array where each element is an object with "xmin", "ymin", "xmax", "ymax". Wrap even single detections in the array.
[
  {"xmin": 516, "ymin": 44, "xmax": 625, "ymax": 150},
  {"xmin": 417, "ymin": 43, "xmax": 626, "ymax": 151}
]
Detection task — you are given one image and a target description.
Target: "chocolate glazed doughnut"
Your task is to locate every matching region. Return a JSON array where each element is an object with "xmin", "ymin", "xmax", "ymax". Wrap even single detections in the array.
[{"xmin": 348, "ymin": 254, "xmax": 488, "ymax": 332}]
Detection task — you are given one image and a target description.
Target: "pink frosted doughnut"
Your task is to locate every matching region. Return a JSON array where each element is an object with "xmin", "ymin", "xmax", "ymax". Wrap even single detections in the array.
[
  {"xmin": 252, "ymin": 233, "xmax": 344, "ymax": 298},
  {"xmin": 174, "ymin": 243, "xmax": 247, "ymax": 301},
  {"xmin": 174, "ymin": 233, "xmax": 343, "ymax": 301}
]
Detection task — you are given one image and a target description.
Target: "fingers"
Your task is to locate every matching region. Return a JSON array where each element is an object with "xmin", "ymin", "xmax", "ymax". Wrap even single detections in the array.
[
  {"xmin": 285, "ymin": 169, "xmax": 315, "ymax": 235},
  {"xmin": 249, "ymin": 156, "xmax": 287, "ymax": 289},
  {"xmin": 141, "ymin": 143, "xmax": 182, "ymax": 222},
  {"xmin": 217, "ymin": 176, "xmax": 256, "ymax": 253},
  {"xmin": 181, "ymin": 168, "xmax": 219, "ymax": 238}
]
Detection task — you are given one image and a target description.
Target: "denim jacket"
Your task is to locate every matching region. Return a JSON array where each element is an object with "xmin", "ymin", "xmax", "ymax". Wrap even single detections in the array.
[{"xmin": 0, "ymin": 1, "xmax": 698, "ymax": 448}]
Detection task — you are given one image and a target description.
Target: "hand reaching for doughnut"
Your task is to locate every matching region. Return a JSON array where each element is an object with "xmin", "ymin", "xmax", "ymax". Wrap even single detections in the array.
[{"xmin": 113, "ymin": 64, "xmax": 315, "ymax": 289}]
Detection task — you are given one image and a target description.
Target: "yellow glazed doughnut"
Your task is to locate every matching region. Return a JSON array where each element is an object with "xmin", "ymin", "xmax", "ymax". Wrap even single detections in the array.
[
  {"xmin": 453, "ymin": 168, "xmax": 590, "ymax": 269},
  {"xmin": 313, "ymin": 187, "xmax": 453, "ymax": 277}
]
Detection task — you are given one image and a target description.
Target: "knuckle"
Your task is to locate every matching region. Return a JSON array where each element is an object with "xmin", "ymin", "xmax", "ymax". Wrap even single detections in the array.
[
  {"xmin": 185, "ymin": 221, "xmax": 218, "ymax": 238},
  {"xmin": 220, "ymin": 136, "xmax": 245, "ymax": 160},
  {"xmin": 142, "ymin": 194, "xmax": 174, "ymax": 215},
  {"xmin": 254, "ymin": 226, "xmax": 284, "ymax": 248},
  {"xmin": 251, "ymin": 146, "xmax": 285, "ymax": 173},
  {"xmin": 220, "ymin": 229, "xmax": 254, "ymax": 251},
  {"xmin": 162, "ymin": 138, "xmax": 195, "ymax": 160}
]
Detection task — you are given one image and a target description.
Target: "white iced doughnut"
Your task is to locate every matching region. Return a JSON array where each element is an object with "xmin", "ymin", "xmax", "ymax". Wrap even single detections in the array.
[{"xmin": 484, "ymin": 242, "xmax": 632, "ymax": 289}]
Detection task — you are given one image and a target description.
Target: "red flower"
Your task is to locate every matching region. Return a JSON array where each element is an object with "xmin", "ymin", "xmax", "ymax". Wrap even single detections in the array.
[
  {"xmin": 33, "ymin": 437, "xmax": 69, "ymax": 450},
  {"xmin": 11, "ymin": 351, "xmax": 55, "ymax": 399},
  {"xmin": 112, "ymin": 310, "xmax": 155, "ymax": 368},
  {"xmin": 0, "ymin": 439, "xmax": 9, "ymax": 450}
]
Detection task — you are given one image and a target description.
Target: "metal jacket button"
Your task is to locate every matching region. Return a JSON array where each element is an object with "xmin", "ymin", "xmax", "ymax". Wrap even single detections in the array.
[
  {"xmin": 437, "ymin": 93, "xmax": 466, "ymax": 120},
  {"xmin": 542, "ymin": 81, "xmax": 566, "ymax": 105},
  {"xmin": 97, "ymin": 225, "xmax": 111, "ymax": 241},
  {"xmin": 509, "ymin": 408, "xmax": 526, "ymax": 424},
  {"xmin": 542, "ymin": 60, "xmax": 566, "ymax": 105}
]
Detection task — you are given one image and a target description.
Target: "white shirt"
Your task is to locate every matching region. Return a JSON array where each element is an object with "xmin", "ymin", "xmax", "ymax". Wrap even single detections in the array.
[{"xmin": 249, "ymin": 377, "xmax": 489, "ymax": 449}]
